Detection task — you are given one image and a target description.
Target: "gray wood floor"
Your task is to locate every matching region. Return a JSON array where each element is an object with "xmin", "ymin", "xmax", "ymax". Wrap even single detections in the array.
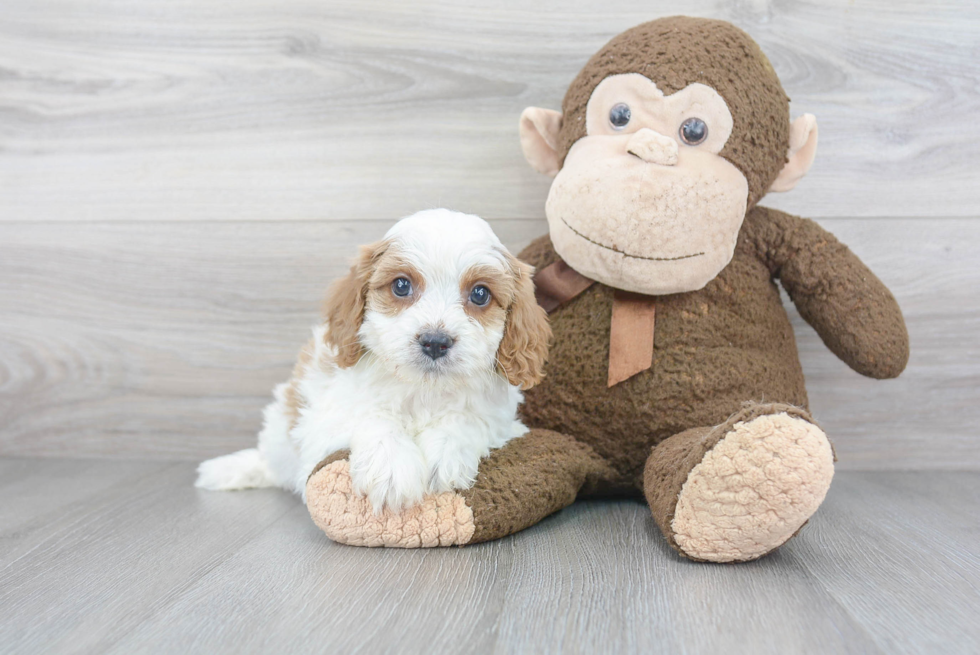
[{"xmin": 1, "ymin": 458, "xmax": 977, "ymax": 654}]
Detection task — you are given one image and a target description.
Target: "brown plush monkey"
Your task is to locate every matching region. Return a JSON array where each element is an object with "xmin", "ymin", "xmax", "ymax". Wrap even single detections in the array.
[{"xmin": 306, "ymin": 17, "xmax": 909, "ymax": 562}]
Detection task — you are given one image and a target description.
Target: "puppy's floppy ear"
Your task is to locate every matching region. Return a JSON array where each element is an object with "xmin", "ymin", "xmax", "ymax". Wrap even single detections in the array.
[
  {"xmin": 323, "ymin": 240, "xmax": 387, "ymax": 368},
  {"xmin": 497, "ymin": 255, "xmax": 552, "ymax": 390}
]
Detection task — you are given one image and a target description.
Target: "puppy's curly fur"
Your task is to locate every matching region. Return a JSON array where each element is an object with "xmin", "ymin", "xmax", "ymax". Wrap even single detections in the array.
[{"xmin": 196, "ymin": 209, "xmax": 551, "ymax": 512}]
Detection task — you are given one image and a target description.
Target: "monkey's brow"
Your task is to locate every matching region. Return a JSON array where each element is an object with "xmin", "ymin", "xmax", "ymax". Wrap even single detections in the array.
[{"xmin": 560, "ymin": 217, "xmax": 705, "ymax": 261}]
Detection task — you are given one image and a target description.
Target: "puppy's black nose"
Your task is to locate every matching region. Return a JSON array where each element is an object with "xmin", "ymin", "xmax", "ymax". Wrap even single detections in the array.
[{"xmin": 419, "ymin": 331, "xmax": 454, "ymax": 360}]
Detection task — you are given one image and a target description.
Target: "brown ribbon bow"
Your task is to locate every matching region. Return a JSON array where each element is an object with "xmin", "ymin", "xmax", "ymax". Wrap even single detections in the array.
[{"xmin": 533, "ymin": 260, "xmax": 656, "ymax": 387}]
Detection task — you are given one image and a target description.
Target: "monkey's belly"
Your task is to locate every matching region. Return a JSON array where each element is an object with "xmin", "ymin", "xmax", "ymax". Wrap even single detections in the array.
[{"xmin": 520, "ymin": 282, "xmax": 808, "ymax": 487}]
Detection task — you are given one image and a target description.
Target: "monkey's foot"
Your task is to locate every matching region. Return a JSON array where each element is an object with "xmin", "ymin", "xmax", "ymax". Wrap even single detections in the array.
[
  {"xmin": 646, "ymin": 406, "xmax": 835, "ymax": 563},
  {"xmin": 306, "ymin": 456, "xmax": 476, "ymax": 548}
]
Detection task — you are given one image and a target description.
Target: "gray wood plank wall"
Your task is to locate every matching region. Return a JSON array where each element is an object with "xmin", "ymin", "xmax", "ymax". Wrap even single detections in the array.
[{"xmin": 1, "ymin": 0, "xmax": 978, "ymax": 468}]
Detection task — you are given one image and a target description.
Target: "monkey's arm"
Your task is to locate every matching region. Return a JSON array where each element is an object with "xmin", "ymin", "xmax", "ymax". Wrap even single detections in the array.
[{"xmin": 745, "ymin": 206, "xmax": 909, "ymax": 379}]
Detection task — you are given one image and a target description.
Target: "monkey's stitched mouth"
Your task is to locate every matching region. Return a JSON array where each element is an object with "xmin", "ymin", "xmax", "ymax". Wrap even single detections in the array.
[{"xmin": 560, "ymin": 217, "xmax": 705, "ymax": 262}]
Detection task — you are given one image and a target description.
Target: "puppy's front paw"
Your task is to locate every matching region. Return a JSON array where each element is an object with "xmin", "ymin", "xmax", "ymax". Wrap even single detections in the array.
[
  {"xmin": 418, "ymin": 427, "xmax": 483, "ymax": 494},
  {"xmin": 348, "ymin": 440, "xmax": 427, "ymax": 513},
  {"xmin": 427, "ymin": 450, "xmax": 480, "ymax": 495}
]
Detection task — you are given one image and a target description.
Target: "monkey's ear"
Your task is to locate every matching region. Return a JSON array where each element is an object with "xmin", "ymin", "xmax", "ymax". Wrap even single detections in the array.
[
  {"xmin": 519, "ymin": 107, "xmax": 563, "ymax": 177},
  {"xmin": 769, "ymin": 114, "xmax": 818, "ymax": 193}
]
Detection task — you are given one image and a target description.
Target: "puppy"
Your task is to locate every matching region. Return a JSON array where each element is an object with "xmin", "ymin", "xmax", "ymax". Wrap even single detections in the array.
[{"xmin": 196, "ymin": 209, "xmax": 551, "ymax": 512}]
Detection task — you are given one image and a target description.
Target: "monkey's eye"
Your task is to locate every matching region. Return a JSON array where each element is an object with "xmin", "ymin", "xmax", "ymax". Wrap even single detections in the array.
[
  {"xmin": 391, "ymin": 277, "xmax": 413, "ymax": 297},
  {"xmin": 679, "ymin": 117, "xmax": 708, "ymax": 145},
  {"xmin": 609, "ymin": 103, "xmax": 631, "ymax": 130},
  {"xmin": 469, "ymin": 285, "xmax": 491, "ymax": 307}
]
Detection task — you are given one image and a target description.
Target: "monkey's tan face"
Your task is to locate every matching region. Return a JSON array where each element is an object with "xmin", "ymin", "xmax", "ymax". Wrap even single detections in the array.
[{"xmin": 546, "ymin": 74, "xmax": 748, "ymax": 295}]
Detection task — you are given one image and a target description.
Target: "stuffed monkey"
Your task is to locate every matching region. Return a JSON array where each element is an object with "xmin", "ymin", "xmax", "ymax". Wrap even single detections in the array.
[{"xmin": 306, "ymin": 16, "xmax": 909, "ymax": 562}]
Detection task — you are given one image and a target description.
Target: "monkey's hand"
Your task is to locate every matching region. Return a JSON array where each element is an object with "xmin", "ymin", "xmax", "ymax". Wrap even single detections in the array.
[{"xmin": 750, "ymin": 207, "xmax": 909, "ymax": 379}]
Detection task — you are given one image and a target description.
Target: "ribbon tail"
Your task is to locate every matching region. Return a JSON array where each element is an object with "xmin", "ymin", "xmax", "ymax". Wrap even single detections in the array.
[{"xmin": 607, "ymin": 290, "xmax": 656, "ymax": 387}]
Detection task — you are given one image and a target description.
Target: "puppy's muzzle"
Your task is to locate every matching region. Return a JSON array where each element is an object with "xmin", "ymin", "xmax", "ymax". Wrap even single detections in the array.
[{"xmin": 418, "ymin": 331, "xmax": 454, "ymax": 360}]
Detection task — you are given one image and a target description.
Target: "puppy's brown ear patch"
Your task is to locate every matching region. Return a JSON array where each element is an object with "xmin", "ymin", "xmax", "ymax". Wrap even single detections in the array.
[
  {"xmin": 323, "ymin": 240, "xmax": 388, "ymax": 368},
  {"xmin": 497, "ymin": 256, "xmax": 552, "ymax": 389}
]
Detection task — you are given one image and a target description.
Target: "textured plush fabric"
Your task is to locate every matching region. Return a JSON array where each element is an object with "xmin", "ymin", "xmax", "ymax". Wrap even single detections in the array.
[
  {"xmin": 519, "ymin": 206, "xmax": 906, "ymax": 490},
  {"xmin": 643, "ymin": 402, "xmax": 832, "ymax": 561},
  {"xmin": 459, "ymin": 429, "xmax": 615, "ymax": 544},
  {"xmin": 306, "ymin": 459, "xmax": 476, "ymax": 547},
  {"xmin": 522, "ymin": 212, "xmax": 798, "ymax": 487},
  {"xmin": 557, "ymin": 16, "xmax": 789, "ymax": 208},
  {"xmin": 308, "ymin": 449, "xmax": 351, "ymax": 479},
  {"xmin": 669, "ymin": 411, "xmax": 834, "ymax": 562},
  {"xmin": 744, "ymin": 207, "xmax": 910, "ymax": 378},
  {"xmin": 305, "ymin": 430, "xmax": 614, "ymax": 547}
]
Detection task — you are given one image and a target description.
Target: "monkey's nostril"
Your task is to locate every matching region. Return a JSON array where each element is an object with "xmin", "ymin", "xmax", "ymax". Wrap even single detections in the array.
[
  {"xmin": 626, "ymin": 129, "xmax": 678, "ymax": 166},
  {"xmin": 418, "ymin": 331, "xmax": 454, "ymax": 360}
]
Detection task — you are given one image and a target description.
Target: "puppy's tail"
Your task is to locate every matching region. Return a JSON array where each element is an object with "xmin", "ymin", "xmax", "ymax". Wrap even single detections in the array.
[{"xmin": 195, "ymin": 448, "xmax": 277, "ymax": 491}]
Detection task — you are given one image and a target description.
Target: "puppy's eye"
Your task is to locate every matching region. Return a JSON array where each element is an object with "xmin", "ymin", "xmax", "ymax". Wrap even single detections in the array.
[
  {"xmin": 469, "ymin": 285, "xmax": 491, "ymax": 307},
  {"xmin": 609, "ymin": 103, "xmax": 631, "ymax": 130},
  {"xmin": 679, "ymin": 117, "xmax": 708, "ymax": 145},
  {"xmin": 391, "ymin": 277, "xmax": 412, "ymax": 297}
]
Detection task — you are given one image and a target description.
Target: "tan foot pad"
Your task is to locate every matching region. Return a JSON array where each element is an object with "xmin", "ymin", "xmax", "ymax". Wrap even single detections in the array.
[
  {"xmin": 306, "ymin": 460, "xmax": 476, "ymax": 548},
  {"xmin": 671, "ymin": 412, "xmax": 834, "ymax": 562}
]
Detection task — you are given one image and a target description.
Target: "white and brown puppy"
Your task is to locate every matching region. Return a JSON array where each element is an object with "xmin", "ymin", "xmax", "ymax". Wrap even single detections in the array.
[{"xmin": 196, "ymin": 209, "xmax": 550, "ymax": 512}]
